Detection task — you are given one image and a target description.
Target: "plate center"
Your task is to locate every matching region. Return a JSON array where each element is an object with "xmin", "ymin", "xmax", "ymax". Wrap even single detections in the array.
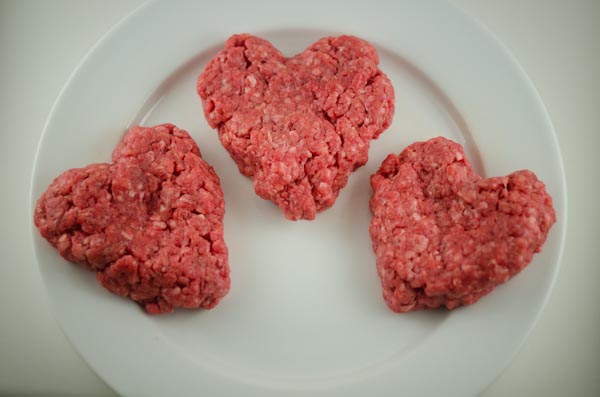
[{"xmin": 134, "ymin": 30, "xmax": 467, "ymax": 383}]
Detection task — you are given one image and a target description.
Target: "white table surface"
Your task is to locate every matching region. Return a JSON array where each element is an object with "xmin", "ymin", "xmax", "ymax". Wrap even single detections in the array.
[{"xmin": 1, "ymin": 0, "xmax": 598, "ymax": 396}]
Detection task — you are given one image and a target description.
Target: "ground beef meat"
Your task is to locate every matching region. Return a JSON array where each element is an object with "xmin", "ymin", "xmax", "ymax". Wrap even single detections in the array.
[
  {"xmin": 197, "ymin": 34, "xmax": 395, "ymax": 220},
  {"xmin": 34, "ymin": 124, "xmax": 229, "ymax": 314},
  {"xmin": 369, "ymin": 137, "xmax": 556, "ymax": 312}
]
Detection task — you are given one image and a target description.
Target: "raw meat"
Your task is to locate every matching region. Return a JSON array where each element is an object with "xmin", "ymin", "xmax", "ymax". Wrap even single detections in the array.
[
  {"xmin": 34, "ymin": 124, "xmax": 229, "ymax": 314},
  {"xmin": 198, "ymin": 34, "xmax": 395, "ymax": 220},
  {"xmin": 369, "ymin": 137, "xmax": 556, "ymax": 312}
]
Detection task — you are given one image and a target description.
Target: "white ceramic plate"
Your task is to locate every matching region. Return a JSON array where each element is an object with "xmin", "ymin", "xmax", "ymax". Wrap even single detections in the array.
[{"xmin": 30, "ymin": 0, "xmax": 566, "ymax": 396}]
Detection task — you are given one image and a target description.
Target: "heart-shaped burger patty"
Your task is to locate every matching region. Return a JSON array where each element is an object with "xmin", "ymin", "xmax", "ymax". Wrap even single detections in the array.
[
  {"xmin": 34, "ymin": 124, "xmax": 229, "ymax": 314},
  {"xmin": 369, "ymin": 137, "xmax": 556, "ymax": 312},
  {"xmin": 198, "ymin": 34, "xmax": 395, "ymax": 220}
]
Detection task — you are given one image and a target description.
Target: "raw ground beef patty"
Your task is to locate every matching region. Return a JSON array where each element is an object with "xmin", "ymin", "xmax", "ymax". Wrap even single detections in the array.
[
  {"xmin": 34, "ymin": 124, "xmax": 229, "ymax": 314},
  {"xmin": 369, "ymin": 137, "xmax": 556, "ymax": 312},
  {"xmin": 197, "ymin": 34, "xmax": 395, "ymax": 220}
]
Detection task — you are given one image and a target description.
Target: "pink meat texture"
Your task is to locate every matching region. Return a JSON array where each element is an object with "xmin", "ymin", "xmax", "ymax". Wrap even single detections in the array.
[
  {"xmin": 197, "ymin": 34, "xmax": 395, "ymax": 220},
  {"xmin": 34, "ymin": 124, "xmax": 230, "ymax": 314},
  {"xmin": 369, "ymin": 137, "xmax": 556, "ymax": 312}
]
